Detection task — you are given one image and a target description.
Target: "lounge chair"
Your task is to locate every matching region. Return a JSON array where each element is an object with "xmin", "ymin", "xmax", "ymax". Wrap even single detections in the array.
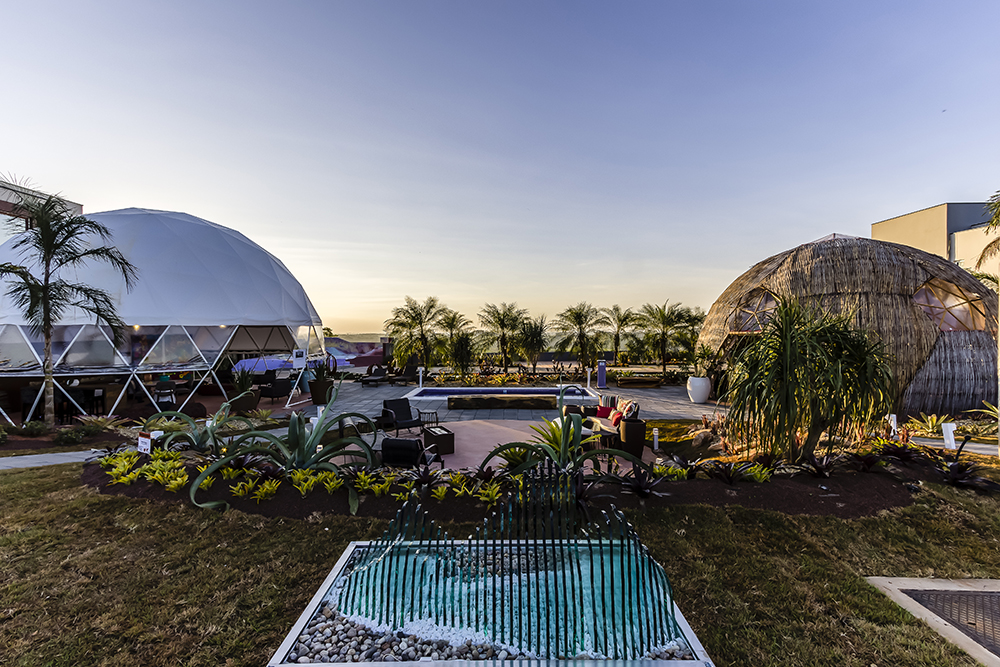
[
  {"xmin": 361, "ymin": 366, "xmax": 390, "ymax": 387},
  {"xmin": 388, "ymin": 364, "xmax": 419, "ymax": 386},
  {"xmin": 380, "ymin": 437, "xmax": 442, "ymax": 469},
  {"xmin": 259, "ymin": 378, "xmax": 292, "ymax": 404},
  {"xmin": 378, "ymin": 398, "xmax": 423, "ymax": 436}
]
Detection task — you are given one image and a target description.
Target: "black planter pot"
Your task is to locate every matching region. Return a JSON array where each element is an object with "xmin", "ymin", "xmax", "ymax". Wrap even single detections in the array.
[
  {"xmin": 619, "ymin": 418, "xmax": 647, "ymax": 459},
  {"xmin": 309, "ymin": 380, "xmax": 334, "ymax": 405},
  {"xmin": 229, "ymin": 390, "xmax": 260, "ymax": 414}
]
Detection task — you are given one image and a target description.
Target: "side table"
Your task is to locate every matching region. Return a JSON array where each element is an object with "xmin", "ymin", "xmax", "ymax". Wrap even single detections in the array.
[{"xmin": 421, "ymin": 425, "xmax": 454, "ymax": 456}]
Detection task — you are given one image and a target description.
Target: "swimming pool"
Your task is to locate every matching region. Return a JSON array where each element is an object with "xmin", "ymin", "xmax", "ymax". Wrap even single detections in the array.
[{"xmin": 404, "ymin": 385, "xmax": 599, "ymax": 401}]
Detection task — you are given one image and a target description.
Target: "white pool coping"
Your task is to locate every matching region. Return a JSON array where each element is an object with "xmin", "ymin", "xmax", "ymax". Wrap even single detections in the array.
[{"xmin": 269, "ymin": 541, "xmax": 714, "ymax": 667}]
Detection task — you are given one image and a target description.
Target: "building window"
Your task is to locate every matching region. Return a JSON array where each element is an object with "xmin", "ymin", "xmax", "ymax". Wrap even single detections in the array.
[
  {"xmin": 729, "ymin": 289, "xmax": 777, "ymax": 333},
  {"xmin": 912, "ymin": 278, "xmax": 988, "ymax": 331}
]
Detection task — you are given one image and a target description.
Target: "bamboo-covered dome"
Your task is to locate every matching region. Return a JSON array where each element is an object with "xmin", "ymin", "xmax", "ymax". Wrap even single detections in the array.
[{"xmin": 699, "ymin": 235, "xmax": 998, "ymax": 416}]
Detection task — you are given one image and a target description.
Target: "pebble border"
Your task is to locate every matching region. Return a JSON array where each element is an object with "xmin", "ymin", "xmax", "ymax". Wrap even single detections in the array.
[{"xmin": 286, "ymin": 603, "xmax": 694, "ymax": 663}]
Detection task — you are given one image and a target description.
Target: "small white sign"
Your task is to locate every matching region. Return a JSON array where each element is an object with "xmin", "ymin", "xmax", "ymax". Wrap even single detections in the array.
[
  {"xmin": 942, "ymin": 422, "xmax": 957, "ymax": 449},
  {"xmin": 887, "ymin": 414, "xmax": 897, "ymax": 435},
  {"xmin": 292, "ymin": 349, "xmax": 307, "ymax": 370},
  {"xmin": 138, "ymin": 431, "xmax": 151, "ymax": 454}
]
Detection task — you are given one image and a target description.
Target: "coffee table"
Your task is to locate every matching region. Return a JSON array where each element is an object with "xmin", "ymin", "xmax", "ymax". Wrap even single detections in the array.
[{"xmin": 421, "ymin": 425, "xmax": 454, "ymax": 456}]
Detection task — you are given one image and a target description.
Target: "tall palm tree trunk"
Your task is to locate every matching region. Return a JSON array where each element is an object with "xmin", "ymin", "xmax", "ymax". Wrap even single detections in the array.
[
  {"xmin": 500, "ymin": 333, "xmax": 509, "ymax": 372},
  {"xmin": 43, "ymin": 328, "xmax": 55, "ymax": 426}
]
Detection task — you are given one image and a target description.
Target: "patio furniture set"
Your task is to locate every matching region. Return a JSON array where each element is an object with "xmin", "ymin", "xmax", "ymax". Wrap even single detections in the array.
[{"xmin": 363, "ymin": 395, "xmax": 647, "ymax": 470}]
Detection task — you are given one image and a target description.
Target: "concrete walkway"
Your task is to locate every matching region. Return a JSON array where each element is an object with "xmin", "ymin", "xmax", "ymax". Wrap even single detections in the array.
[{"xmin": 0, "ymin": 450, "xmax": 94, "ymax": 470}]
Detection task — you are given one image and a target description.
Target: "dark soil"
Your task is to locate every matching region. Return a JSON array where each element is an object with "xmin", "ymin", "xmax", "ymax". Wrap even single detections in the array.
[
  {"xmin": 0, "ymin": 431, "xmax": 113, "ymax": 452},
  {"xmin": 81, "ymin": 459, "xmax": 937, "ymax": 523}
]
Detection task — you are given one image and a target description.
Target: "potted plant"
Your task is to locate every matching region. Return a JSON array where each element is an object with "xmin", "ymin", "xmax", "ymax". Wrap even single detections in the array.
[
  {"xmin": 309, "ymin": 359, "xmax": 334, "ymax": 405},
  {"xmin": 229, "ymin": 367, "xmax": 260, "ymax": 414},
  {"xmin": 686, "ymin": 344, "xmax": 717, "ymax": 404}
]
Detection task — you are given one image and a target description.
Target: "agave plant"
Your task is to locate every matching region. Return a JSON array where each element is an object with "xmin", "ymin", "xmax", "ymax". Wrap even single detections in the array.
[
  {"xmin": 144, "ymin": 396, "xmax": 257, "ymax": 457},
  {"xmin": 798, "ymin": 452, "xmax": 842, "ymax": 478},
  {"xmin": 967, "ymin": 401, "xmax": 999, "ymax": 421},
  {"xmin": 481, "ymin": 386, "xmax": 642, "ymax": 476},
  {"xmin": 905, "ymin": 412, "xmax": 950, "ymax": 436},
  {"xmin": 571, "ymin": 470, "xmax": 615, "ymax": 522},
  {"xmin": 699, "ymin": 460, "xmax": 756, "ymax": 485},
  {"xmin": 615, "ymin": 465, "xmax": 671, "ymax": 499},
  {"xmin": 664, "ymin": 453, "xmax": 702, "ymax": 480},
  {"xmin": 875, "ymin": 439, "xmax": 927, "ymax": 465},
  {"xmin": 845, "ymin": 451, "xmax": 886, "ymax": 473},
  {"xmin": 189, "ymin": 381, "xmax": 377, "ymax": 512},
  {"xmin": 935, "ymin": 460, "xmax": 1000, "ymax": 492}
]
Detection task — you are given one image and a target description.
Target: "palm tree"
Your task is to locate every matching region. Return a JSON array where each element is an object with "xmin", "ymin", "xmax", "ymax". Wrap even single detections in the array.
[
  {"xmin": 437, "ymin": 308, "xmax": 473, "ymax": 373},
  {"xmin": 478, "ymin": 302, "xmax": 528, "ymax": 373},
  {"xmin": 450, "ymin": 330, "xmax": 477, "ymax": 381},
  {"xmin": 636, "ymin": 302, "xmax": 702, "ymax": 377},
  {"xmin": 975, "ymin": 189, "xmax": 1000, "ymax": 269},
  {"xmin": 552, "ymin": 302, "xmax": 609, "ymax": 369},
  {"xmin": 602, "ymin": 304, "xmax": 636, "ymax": 366},
  {"xmin": 384, "ymin": 296, "xmax": 445, "ymax": 368},
  {"xmin": 0, "ymin": 192, "xmax": 138, "ymax": 427},
  {"xmin": 518, "ymin": 315, "xmax": 548, "ymax": 374}
]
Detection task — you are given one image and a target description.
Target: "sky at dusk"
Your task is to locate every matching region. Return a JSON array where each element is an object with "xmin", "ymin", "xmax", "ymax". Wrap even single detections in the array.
[{"xmin": 4, "ymin": 1, "xmax": 1000, "ymax": 333}]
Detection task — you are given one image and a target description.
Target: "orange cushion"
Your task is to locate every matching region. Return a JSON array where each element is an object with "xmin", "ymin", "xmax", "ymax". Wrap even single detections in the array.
[{"xmin": 610, "ymin": 411, "xmax": 623, "ymax": 427}]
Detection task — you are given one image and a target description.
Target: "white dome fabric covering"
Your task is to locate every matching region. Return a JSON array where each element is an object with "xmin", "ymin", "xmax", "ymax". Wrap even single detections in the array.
[{"xmin": 0, "ymin": 208, "xmax": 323, "ymax": 329}]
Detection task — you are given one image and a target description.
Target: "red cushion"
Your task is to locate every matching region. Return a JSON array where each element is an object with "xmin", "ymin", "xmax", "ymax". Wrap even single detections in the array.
[
  {"xmin": 610, "ymin": 411, "xmax": 623, "ymax": 427},
  {"xmin": 596, "ymin": 405, "xmax": 613, "ymax": 418}
]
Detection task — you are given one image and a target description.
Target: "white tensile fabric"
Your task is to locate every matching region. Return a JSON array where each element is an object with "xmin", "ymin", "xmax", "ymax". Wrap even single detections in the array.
[{"xmin": 0, "ymin": 208, "xmax": 322, "ymax": 329}]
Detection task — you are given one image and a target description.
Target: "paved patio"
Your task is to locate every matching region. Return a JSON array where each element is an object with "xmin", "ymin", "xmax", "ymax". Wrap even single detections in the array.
[{"xmin": 300, "ymin": 381, "xmax": 726, "ymax": 423}]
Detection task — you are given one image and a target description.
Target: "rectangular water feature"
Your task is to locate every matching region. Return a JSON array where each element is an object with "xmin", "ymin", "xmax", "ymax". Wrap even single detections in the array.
[
  {"xmin": 271, "ymin": 467, "xmax": 713, "ymax": 666},
  {"xmin": 269, "ymin": 540, "xmax": 714, "ymax": 666}
]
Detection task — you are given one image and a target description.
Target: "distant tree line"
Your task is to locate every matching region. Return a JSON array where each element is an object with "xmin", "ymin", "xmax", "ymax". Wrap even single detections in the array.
[{"xmin": 383, "ymin": 296, "xmax": 705, "ymax": 378}]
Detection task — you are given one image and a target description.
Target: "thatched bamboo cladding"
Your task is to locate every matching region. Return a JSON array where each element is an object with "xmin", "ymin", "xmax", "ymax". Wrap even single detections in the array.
[{"xmin": 699, "ymin": 236, "xmax": 999, "ymax": 416}]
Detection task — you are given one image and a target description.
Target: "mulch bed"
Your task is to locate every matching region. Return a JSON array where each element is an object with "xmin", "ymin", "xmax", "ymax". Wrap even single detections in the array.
[{"xmin": 80, "ymin": 459, "xmax": 930, "ymax": 523}]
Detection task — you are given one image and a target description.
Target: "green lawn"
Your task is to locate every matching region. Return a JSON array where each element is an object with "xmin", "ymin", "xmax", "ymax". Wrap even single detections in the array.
[{"xmin": 3, "ymin": 463, "xmax": 999, "ymax": 666}]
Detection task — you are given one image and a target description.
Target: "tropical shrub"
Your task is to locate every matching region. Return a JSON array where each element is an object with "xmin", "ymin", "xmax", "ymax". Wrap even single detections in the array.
[
  {"xmin": 144, "ymin": 399, "xmax": 256, "ymax": 458},
  {"xmin": 725, "ymin": 297, "xmax": 894, "ymax": 462},
  {"xmin": 232, "ymin": 368, "xmax": 256, "ymax": 394},
  {"xmin": 188, "ymin": 382, "xmax": 377, "ymax": 512},
  {"xmin": 53, "ymin": 427, "xmax": 87, "ymax": 445},
  {"xmin": 76, "ymin": 415, "xmax": 132, "ymax": 431},
  {"xmin": 20, "ymin": 421, "xmax": 49, "ymax": 437},
  {"xmin": 905, "ymin": 412, "xmax": 950, "ymax": 436},
  {"xmin": 615, "ymin": 466, "xmax": 671, "ymax": 499}
]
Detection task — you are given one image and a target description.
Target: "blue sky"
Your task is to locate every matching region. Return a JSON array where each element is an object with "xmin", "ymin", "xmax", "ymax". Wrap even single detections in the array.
[{"xmin": 5, "ymin": 1, "xmax": 999, "ymax": 332}]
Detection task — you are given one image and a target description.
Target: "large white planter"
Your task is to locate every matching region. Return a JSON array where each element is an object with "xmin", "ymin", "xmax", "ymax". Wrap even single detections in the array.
[{"xmin": 686, "ymin": 376, "xmax": 711, "ymax": 404}]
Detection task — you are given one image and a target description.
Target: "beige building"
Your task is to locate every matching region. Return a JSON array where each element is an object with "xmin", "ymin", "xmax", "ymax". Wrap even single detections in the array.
[
  {"xmin": 0, "ymin": 180, "xmax": 83, "ymax": 231},
  {"xmin": 871, "ymin": 203, "xmax": 999, "ymax": 276}
]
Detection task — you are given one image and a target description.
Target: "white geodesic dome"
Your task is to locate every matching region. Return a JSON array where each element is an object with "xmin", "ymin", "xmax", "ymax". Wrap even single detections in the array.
[{"xmin": 0, "ymin": 208, "xmax": 325, "ymax": 376}]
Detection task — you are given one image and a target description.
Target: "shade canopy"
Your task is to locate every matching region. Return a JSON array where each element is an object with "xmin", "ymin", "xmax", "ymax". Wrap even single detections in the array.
[
  {"xmin": 0, "ymin": 208, "xmax": 324, "ymax": 375},
  {"xmin": 0, "ymin": 208, "xmax": 322, "ymax": 328}
]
